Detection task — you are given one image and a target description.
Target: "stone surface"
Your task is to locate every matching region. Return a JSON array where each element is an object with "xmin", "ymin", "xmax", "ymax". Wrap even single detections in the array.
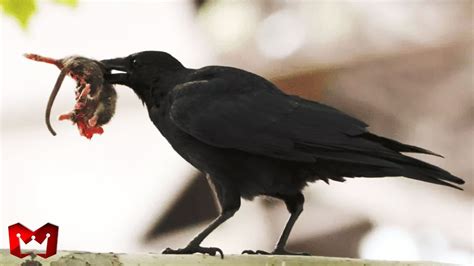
[{"xmin": 0, "ymin": 249, "xmax": 453, "ymax": 266}]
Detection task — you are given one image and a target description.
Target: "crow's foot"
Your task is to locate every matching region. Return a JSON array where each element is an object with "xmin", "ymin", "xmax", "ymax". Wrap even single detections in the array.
[
  {"xmin": 162, "ymin": 245, "xmax": 224, "ymax": 259},
  {"xmin": 242, "ymin": 248, "xmax": 310, "ymax": 256},
  {"xmin": 242, "ymin": 249, "xmax": 269, "ymax": 255}
]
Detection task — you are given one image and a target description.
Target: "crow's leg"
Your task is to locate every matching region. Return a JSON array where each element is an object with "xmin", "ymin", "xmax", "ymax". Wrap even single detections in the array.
[
  {"xmin": 273, "ymin": 193, "xmax": 308, "ymax": 255},
  {"xmin": 163, "ymin": 176, "xmax": 240, "ymax": 258},
  {"xmin": 243, "ymin": 192, "xmax": 309, "ymax": 256}
]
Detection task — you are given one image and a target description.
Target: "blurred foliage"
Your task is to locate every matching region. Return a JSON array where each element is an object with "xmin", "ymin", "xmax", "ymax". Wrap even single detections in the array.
[
  {"xmin": 0, "ymin": 0, "xmax": 36, "ymax": 29},
  {"xmin": 0, "ymin": 0, "xmax": 77, "ymax": 29},
  {"xmin": 53, "ymin": 0, "xmax": 77, "ymax": 6}
]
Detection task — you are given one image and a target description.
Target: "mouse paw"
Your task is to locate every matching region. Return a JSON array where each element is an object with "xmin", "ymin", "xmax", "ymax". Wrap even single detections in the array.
[
  {"xmin": 77, "ymin": 84, "xmax": 91, "ymax": 101},
  {"xmin": 74, "ymin": 102, "xmax": 86, "ymax": 110},
  {"xmin": 58, "ymin": 112, "xmax": 73, "ymax": 121},
  {"xmin": 88, "ymin": 115, "xmax": 98, "ymax": 127}
]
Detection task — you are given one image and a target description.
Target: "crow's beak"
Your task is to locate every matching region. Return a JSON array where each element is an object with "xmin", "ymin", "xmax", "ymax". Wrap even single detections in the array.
[{"xmin": 101, "ymin": 57, "xmax": 130, "ymax": 84}]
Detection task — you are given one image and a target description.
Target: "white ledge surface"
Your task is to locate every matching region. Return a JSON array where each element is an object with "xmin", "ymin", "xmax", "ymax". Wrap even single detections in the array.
[{"xmin": 0, "ymin": 249, "xmax": 454, "ymax": 266}]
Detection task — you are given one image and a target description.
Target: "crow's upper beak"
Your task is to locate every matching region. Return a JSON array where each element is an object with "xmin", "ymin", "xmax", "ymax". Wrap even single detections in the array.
[{"xmin": 101, "ymin": 57, "xmax": 130, "ymax": 84}]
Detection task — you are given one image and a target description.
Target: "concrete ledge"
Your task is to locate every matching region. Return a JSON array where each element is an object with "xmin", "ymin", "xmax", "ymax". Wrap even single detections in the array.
[{"xmin": 0, "ymin": 250, "xmax": 453, "ymax": 266}]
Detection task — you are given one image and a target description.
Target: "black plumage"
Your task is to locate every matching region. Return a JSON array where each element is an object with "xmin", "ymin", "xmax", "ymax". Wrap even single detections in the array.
[{"xmin": 101, "ymin": 51, "xmax": 464, "ymax": 258}]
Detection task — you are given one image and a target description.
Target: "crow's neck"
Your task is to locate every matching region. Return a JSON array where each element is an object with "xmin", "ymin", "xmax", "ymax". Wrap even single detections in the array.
[{"xmin": 132, "ymin": 69, "xmax": 191, "ymax": 108}]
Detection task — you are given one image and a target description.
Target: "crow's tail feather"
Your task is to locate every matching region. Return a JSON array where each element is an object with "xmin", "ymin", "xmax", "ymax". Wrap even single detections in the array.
[
  {"xmin": 314, "ymin": 149, "xmax": 465, "ymax": 190},
  {"xmin": 361, "ymin": 133, "xmax": 443, "ymax": 157},
  {"xmin": 401, "ymin": 165, "xmax": 464, "ymax": 190},
  {"xmin": 359, "ymin": 133, "xmax": 464, "ymax": 189}
]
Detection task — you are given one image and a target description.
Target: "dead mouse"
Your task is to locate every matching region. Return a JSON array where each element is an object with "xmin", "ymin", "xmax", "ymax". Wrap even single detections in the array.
[{"xmin": 25, "ymin": 53, "xmax": 117, "ymax": 139}]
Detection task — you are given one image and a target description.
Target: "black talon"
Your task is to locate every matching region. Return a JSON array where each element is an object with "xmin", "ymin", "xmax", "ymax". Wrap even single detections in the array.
[
  {"xmin": 162, "ymin": 246, "xmax": 224, "ymax": 259},
  {"xmin": 242, "ymin": 250, "xmax": 269, "ymax": 255},
  {"xmin": 242, "ymin": 248, "xmax": 309, "ymax": 256}
]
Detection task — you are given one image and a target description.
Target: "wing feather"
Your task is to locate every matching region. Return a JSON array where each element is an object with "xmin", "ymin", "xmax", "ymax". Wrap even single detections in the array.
[
  {"xmin": 168, "ymin": 67, "xmax": 464, "ymax": 189},
  {"xmin": 169, "ymin": 67, "xmax": 396, "ymax": 164}
]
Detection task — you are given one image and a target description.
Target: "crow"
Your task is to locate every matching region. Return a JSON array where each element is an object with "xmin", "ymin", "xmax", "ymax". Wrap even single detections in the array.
[{"xmin": 101, "ymin": 51, "xmax": 464, "ymax": 258}]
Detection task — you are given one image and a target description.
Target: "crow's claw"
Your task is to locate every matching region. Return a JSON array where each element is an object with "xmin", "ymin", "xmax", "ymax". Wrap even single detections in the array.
[
  {"xmin": 242, "ymin": 249, "xmax": 310, "ymax": 256},
  {"xmin": 242, "ymin": 249, "xmax": 269, "ymax": 255},
  {"xmin": 162, "ymin": 246, "xmax": 224, "ymax": 259}
]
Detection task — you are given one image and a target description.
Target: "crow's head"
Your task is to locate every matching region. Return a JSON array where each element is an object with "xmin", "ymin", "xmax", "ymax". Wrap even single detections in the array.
[{"xmin": 101, "ymin": 51, "xmax": 184, "ymax": 88}]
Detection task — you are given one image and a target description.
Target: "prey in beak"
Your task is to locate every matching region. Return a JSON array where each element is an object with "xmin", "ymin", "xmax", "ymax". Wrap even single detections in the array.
[
  {"xmin": 101, "ymin": 57, "xmax": 130, "ymax": 85},
  {"xmin": 26, "ymin": 53, "xmax": 117, "ymax": 139}
]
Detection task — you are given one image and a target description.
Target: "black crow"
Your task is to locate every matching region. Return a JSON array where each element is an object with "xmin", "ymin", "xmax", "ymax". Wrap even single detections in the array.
[{"xmin": 101, "ymin": 51, "xmax": 464, "ymax": 258}]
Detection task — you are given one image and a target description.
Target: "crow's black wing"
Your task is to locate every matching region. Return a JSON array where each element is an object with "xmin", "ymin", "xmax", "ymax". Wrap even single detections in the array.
[
  {"xmin": 169, "ymin": 67, "xmax": 408, "ymax": 167},
  {"xmin": 169, "ymin": 67, "xmax": 464, "ymax": 188}
]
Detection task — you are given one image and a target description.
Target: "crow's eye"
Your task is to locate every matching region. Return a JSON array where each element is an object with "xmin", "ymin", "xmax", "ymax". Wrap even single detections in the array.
[{"xmin": 131, "ymin": 58, "xmax": 142, "ymax": 68}]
